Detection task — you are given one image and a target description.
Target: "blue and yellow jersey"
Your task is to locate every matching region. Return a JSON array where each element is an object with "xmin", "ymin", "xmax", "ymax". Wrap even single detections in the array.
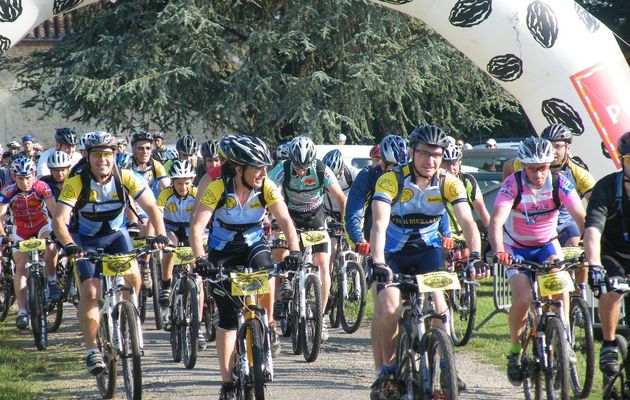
[
  {"xmin": 373, "ymin": 164, "xmax": 467, "ymax": 252},
  {"xmin": 157, "ymin": 186, "xmax": 197, "ymax": 235},
  {"xmin": 58, "ymin": 170, "xmax": 147, "ymax": 236},
  {"xmin": 199, "ymin": 177, "xmax": 282, "ymax": 251},
  {"xmin": 133, "ymin": 159, "xmax": 167, "ymax": 197}
]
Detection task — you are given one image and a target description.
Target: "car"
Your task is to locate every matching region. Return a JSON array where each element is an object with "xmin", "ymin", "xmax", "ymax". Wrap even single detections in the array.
[
  {"xmin": 315, "ymin": 145, "xmax": 374, "ymax": 170},
  {"xmin": 463, "ymin": 147, "xmax": 517, "ymax": 172}
]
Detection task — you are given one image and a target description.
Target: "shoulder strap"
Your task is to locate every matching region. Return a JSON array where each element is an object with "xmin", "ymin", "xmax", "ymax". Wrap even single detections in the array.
[
  {"xmin": 343, "ymin": 164, "xmax": 353, "ymax": 187},
  {"xmin": 615, "ymin": 171, "xmax": 630, "ymax": 242},
  {"xmin": 282, "ymin": 159, "xmax": 291, "ymax": 200},
  {"xmin": 390, "ymin": 166, "xmax": 407, "ymax": 206},
  {"xmin": 215, "ymin": 177, "xmax": 229, "ymax": 211},
  {"xmin": 315, "ymin": 159, "xmax": 326, "ymax": 189},
  {"xmin": 570, "ymin": 156, "xmax": 589, "ymax": 171},
  {"xmin": 512, "ymin": 170, "xmax": 523, "ymax": 209},
  {"xmin": 75, "ymin": 167, "xmax": 93, "ymax": 211},
  {"xmin": 439, "ymin": 172, "xmax": 447, "ymax": 206},
  {"xmin": 258, "ymin": 178, "xmax": 267, "ymax": 208},
  {"xmin": 551, "ymin": 172, "xmax": 561, "ymax": 210}
]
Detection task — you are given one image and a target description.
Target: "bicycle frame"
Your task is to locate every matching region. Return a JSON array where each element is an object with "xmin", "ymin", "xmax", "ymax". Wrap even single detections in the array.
[
  {"xmin": 100, "ymin": 273, "xmax": 144, "ymax": 355},
  {"xmin": 237, "ymin": 290, "xmax": 274, "ymax": 383}
]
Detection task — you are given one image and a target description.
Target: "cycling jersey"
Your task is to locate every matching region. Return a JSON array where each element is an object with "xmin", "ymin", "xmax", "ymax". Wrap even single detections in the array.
[
  {"xmin": 0, "ymin": 179, "xmax": 53, "ymax": 231},
  {"xmin": 373, "ymin": 164, "xmax": 467, "ymax": 252},
  {"xmin": 58, "ymin": 169, "xmax": 147, "ymax": 236},
  {"xmin": 325, "ymin": 164, "xmax": 358, "ymax": 216},
  {"xmin": 445, "ymin": 172, "xmax": 482, "ymax": 238},
  {"xmin": 132, "ymin": 159, "xmax": 167, "ymax": 197},
  {"xmin": 36, "ymin": 148, "xmax": 82, "ymax": 178},
  {"xmin": 199, "ymin": 177, "xmax": 281, "ymax": 251},
  {"xmin": 39, "ymin": 175, "xmax": 62, "ymax": 200},
  {"xmin": 345, "ymin": 165, "xmax": 385, "ymax": 245},
  {"xmin": 495, "ymin": 171, "xmax": 580, "ymax": 248},
  {"xmin": 157, "ymin": 186, "xmax": 197, "ymax": 236}
]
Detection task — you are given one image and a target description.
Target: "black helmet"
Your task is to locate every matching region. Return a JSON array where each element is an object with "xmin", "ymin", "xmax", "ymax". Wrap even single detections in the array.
[
  {"xmin": 152, "ymin": 150, "xmax": 169, "ymax": 163},
  {"xmin": 618, "ymin": 131, "xmax": 630, "ymax": 156},
  {"xmin": 219, "ymin": 135, "xmax": 272, "ymax": 167},
  {"xmin": 200, "ymin": 139, "xmax": 219, "ymax": 159},
  {"xmin": 153, "ymin": 131, "xmax": 165, "ymax": 140},
  {"xmin": 130, "ymin": 130, "xmax": 153, "ymax": 146},
  {"xmin": 409, "ymin": 124, "xmax": 449, "ymax": 149},
  {"xmin": 85, "ymin": 131, "xmax": 116, "ymax": 151},
  {"xmin": 55, "ymin": 128, "xmax": 78, "ymax": 146},
  {"xmin": 176, "ymin": 135, "xmax": 198, "ymax": 155},
  {"xmin": 541, "ymin": 124, "xmax": 573, "ymax": 143}
]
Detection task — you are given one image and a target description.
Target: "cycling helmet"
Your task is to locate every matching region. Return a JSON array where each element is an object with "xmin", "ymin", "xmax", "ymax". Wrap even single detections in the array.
[
  {"xmin": 288, "ymin": 136, "xmax": 316, "ymax": 169},
  {"xmin": 78, "ymin": 132, "xmax": 95, "ymax": 151},
  {"xmin": 443, "ymin": 143, "xmax": 463, "ymax": 162},
  {"xmin": 380, "ymin": 135, "xmax": 408, "ymax": 165},
  {"xmin": 6, "ymin": 141, "xmax": 20, "ymax": 150},
  {"xmin": 409, "ymin": 124, "xmax": 450, "ymax": 149},
  {"xmin": 176, "ymin": 135, "xmax": 198, "ymax": 155},
  {"xmin": 220, "ymin": 135, "xmax": 273, "ymax": 167},
  {"xmin": 47, "ymin": 151, "xmax": 71, "ymax": 169},
  {"xmin": 541, "ymin": 124, "xmax": 573, "ymax": 143},
  {"xmin": 130, "ymin": 130, "xmax": 153, "ymax": 146},
  {"xmin": 116, "ymin": 152, "xmax": 133, "ymax": 169},
  {"xmin": 446, "ymin": 135, "xmax": 456, "ymax": 146},
  {"xmin": 153, "ymin": 131, "xmax": 165, "ymax": 140},
  {"xmin": 369, "ymin": 144, "xmax": 380, "ymax": 159},
  {"xmin": 169, "ymin": 159, "xmax": 196, "ymax": 178},
  {"xmin": 517, "ymin": 137, "xmax": 554, "ymax": 164},
  {"xmin": 276, "ymin": 143, "xmax": 290, "ymax": 161},
  {"xmin": 85, "ymin": 131, "xmax": 116, "ymax": 151},
  {"xmin": 166, "ymin": 148, "xmax": 179, "ymax": 160},
  {"xmin": 10, "ymin": 157, "xmax": 36, "ymax": 176},
  {"xmin": 33, "ymin": 143, "xmax": 43, "ymax": 152},
  {"xmin": 200, "ymin": 139, "xmax": 219, "ymax": 159},
  {"xmin": 618, "ymin": 131, "xmax": 630, "ymax": 156},
  {"xmin": 322, "ymin": 149, "xmax": 344, "ymax": 176},
  {"xmin": 55, "ymin": 127, "xmax": 78, "ymax": 146},
  {"xmin": 152, "ymin": 149, "xmax": 169, "ymax": 163}
]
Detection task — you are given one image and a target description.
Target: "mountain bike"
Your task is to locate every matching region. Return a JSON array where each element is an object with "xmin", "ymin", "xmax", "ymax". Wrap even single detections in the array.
[
  {"xmin": 47, "ymin": 248, "xmax": 81, "ymax": 333},
  {"xmin": 326, "ymin": 219, "xmax": 366, "ymax": 334},
  {"xmin": 206, "ymin": 262, "xmax": 285, "ymax": 400},
  {"xmin": 0, "ymin": 249, "xmax": 15, "ymax": 322},
  {"xmin": 80, "ymin": 247, "xmax": 152, "ymax": 400},
  {"xmin": 132, "ymin": 237, "xmax": 163, "ymax": 330},
  {"xmin": 202, "ymin": 280, "xmax": 218, "ymax": 342},
  {"xmin": 393, "ymin": 270, "xmax": 461, "ymax": 400},
  {"xmin": 509, "ymin": 259, "xmax": 575, "ymax": 400},
  {"xmin": 444, "ymin": 239, "xmax": 479, "ymax": 347},
  {"xmin": 162, "ymin": 245, "xmax": 201, "ymax": 369}
]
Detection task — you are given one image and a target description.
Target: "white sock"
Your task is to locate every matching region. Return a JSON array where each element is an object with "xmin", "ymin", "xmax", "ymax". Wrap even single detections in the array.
[
  {"xmin": 18, "ymin": 308, "xmax": 27, "ymax": 316},
  {"xmin": 86, "ymin": 348, "xmax": 99, "ymax": 356},
  {"xmin": 48, "ymin": 274, "xmax": 57, "ymax": 282}
]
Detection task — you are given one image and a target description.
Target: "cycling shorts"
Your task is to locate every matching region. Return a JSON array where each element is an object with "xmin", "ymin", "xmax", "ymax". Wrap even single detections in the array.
[
  {"xmin": 208, "ymin": 241, "xmax": 273, "ymax": 331},
  {"xmin": 14, "ymin": 220, "xmax": 51, "ymax": 245},
  {"xmin": 557, "ymin": 220, "xmax": 580, "ymax": 247},
  {"xmin": 73, "ymin": 230, "xmax": 134, "ymax": 283},
  {"xmin": 166, "ymin": 223, "xmax": 189, "ymax": 246},
  {"xmin": 601, "ymin": 253, "xmax": 630, "ymax": 278},
  {"xmin": 504, "ymin": 240, "xmax": 562, "ymax": 280},
  {"xmin": 294, "ymin": 208, "xmax": 329, "ymax": 254},
  {"xmin": 377, "ymin": 246, "xmax": 443, "ymax": 293}
]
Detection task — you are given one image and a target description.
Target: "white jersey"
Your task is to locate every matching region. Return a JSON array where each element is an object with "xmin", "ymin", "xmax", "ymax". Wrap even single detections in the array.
[
  {"xmin": 325, "ymin": 164, "xmax": 358, "ymax": 214},
  {"xmin": 37, "ymin": 148, "xmax": 83, "ymax": 177}
]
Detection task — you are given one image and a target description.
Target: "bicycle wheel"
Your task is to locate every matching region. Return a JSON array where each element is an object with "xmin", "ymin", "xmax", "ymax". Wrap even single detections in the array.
[
  {"xmin": 280, "ymin": 298, "xmax": 292, "ymax": 338},
  {"xmin": 544, "ymin": 315, "xmax": 570, "ymax": 400},
  {"xmin": 119, "ymin": 301, "xmax": 142, "ymax": 400},
  {"xmin": 396, "ymin": 318, "xmax": 421, "ymax": 399},
  {"xmin": 328, "ymin": 264, "xmax": 340, "ymax": 329},
  {"xmin": 0, "ymin": 275, "xmax": 14, "ymax": 322},
  {"xmin": 28, "ymin": 273, "xmax": 47, "ymax": 350},
  {"xmin": 138, "ymin": 288, "xmax": 147, "ymax": 324},
  {"xmin": 301, "ymin": 274, "xmax": 322, "ymax": 363},
  {"xmin": 426, "ymin": 327, "xmax": 458, "ymax": 400},
  {"xmin": 170, "ymin": 294, "xmax": 182, "ymax": 362},
  {"xmin": 447, "ymin": 280, "xmax": 477, "ymax": 347},
  {"xmin": 603, "ymin": 334, "xmax": 628, "ymax": 400},
  {"xmin": 521, "ymin": 312, "xmax": 543, "ymax": 400},
  {"xmin": 569, "ymin": 296, "xmax": 594, "ymax": 399},
  {"xmin": 244, "ymin": 318, "xmax": 266, "ymax": 400},
  {"xmin": 96, "ymin": 313, "xmax": 117, "ymax": 399},
  {"xmin": 181, "ymin": 277, "xmax": 199, "ymax": 369},
  {"xmin": 151, "ymin": 255, "xmax": 163, "ymax": 330},
  {"xmin": 291, "ymin": 287, "xmax": 303, "ymax": 356},
  {"xmin": 339, "ymin": 261, "xmax": 367, "ymax": 334},
  {"xmin": 203, "ymin": 289, "xmax": 217, "ymax": 342}
]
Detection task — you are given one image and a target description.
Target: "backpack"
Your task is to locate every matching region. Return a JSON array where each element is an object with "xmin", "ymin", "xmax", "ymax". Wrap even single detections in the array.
[
  {"xmin": 342, "ymin": 164, "xmax": 354, "ymax": 188},
  {"xmin": 281, "ymin": 159, "xmax": 326, "ymax": 199},
  {"xmin": 214, "ymin": 176, "xmax": 268, "ymax": 211},
  {"xmin": 511, "ymin": 170, "xmax": 561, "ymax": 211},
  {"xmin": 614, "ymin": 171, "xmax": 630, "ymax": 242},
  {"xmin": 570, "ymin": 155, "xmax": 589, "ymax": 171}
]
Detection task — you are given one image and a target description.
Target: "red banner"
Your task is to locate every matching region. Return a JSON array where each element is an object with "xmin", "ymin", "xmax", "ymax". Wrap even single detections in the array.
[{"xmin": 571, "ymin": 56, "xmax": 630, "ymax": 169}]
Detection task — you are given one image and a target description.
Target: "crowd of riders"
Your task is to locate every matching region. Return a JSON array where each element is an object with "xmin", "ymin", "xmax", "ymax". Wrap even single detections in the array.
[{"xmin": 2, "ymin": 123, "xmax": 630, "ymax": 400}]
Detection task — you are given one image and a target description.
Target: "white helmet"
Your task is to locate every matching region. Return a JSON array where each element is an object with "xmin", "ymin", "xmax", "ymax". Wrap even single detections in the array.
[
  {"xmin": 288, "ymin": 136, "xmax": 316, "ymax": 169},
  {"xmin": 78, "ymin": 132, "xmax": 95, "ymax": 151},
  {"xmin": 517, "ymin": 137, "xmax": 554, "ymax": 164},
  {"xmin": 169, "ymin": 160, "xmax": 196, "ymax": 179},
  {"xmin": 47, "ymin": 151, "xmax": 71, "ymax": 169}
]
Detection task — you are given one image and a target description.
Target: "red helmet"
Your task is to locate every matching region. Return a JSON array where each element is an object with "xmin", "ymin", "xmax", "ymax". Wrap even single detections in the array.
[{"xmin": 370, "ymin": 144, "xmax": 380, "ymax": 159}]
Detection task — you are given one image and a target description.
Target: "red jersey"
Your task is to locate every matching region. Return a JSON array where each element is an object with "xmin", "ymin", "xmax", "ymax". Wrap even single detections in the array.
[{"xmin": 0, "ymin": 179, "xmax": 53, "ymax": 230}]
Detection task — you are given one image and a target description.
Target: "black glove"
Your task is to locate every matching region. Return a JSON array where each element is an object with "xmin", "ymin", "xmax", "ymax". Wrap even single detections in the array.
[
  {"xmin": 467, "ymin": 253, "xmax": 488, "ymax": 278},
  {"xmin": 283, "ymin": 251, "xmax": 302, "ymax": 271},
  {"xmin": 588, "ymin": 265, "xmax": 607, "ymax": 297},
  {"xmin": 0, "ymin": 235, "xmax": 9, "ymax": 245},
  {"xmin": 195, "ymin": 257, "xmax": 216, "ymax": 278},
  {"xmin": 64, "ymin": 243, "xmax": 83, "ymax": 257},
  {"xmin": 152, "ymin": 235, "xmax": 169, "ymax": 248},
  {"xmin": 371, "ymin": 262, "xmax": 393, "ymax": 283}
]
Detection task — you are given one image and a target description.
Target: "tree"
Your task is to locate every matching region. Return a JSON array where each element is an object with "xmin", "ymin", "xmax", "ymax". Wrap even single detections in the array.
[{"xmin": 1, "ymin": 0, "xmax": 522, "ymax": 145}]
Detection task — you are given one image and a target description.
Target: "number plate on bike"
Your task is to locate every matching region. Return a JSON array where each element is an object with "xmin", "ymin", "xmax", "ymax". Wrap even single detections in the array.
[
  {"xmin": 300, "ymin": 231, "xmax": 328, "ymax": 247},
  {"xmin": 173, "ymin": 247, "xmax": 195, "ymax": 265},
  {"xmin": 537, "ymin": 270, "xmax": 574, "ymax": 296},
  {"xmin": 19, "ymin": 238, "xmax": 46, "ymax": 252},
  {"xmin": 102, "ymin": 254, "xmax": 137, "ymax": 276},
  {"xmin": 416, "ymin": 271, "xmax": 461, "ymax": 293},
  {"xmin": 561, "ymin": 246, "xmax": 584, "ymax": 261},
  {"xmin": 131, "ymin": 239, "xmax": 146, "ymax": 249},
  {"xmin": 230, "ymin": 271, "xmax": 270, "ymax": 296}
]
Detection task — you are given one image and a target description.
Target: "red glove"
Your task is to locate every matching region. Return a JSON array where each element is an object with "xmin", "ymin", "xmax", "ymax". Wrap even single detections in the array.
[
  {"xmin": 356, "ymin": 241, "xmax": 371, "ymax": 256},
  {"xmin": 442, "ymin": 237, "xmax": 454, "ymax": 251},
  {"xmin": 495, "ymin": 251, "xmax": 511, "ymax": 265}
]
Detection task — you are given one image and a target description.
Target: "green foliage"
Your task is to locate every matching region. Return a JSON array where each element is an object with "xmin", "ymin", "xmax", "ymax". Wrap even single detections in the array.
[{"xmin": 1, "ymin": 0, "xmax": 522, "ymax": 144}]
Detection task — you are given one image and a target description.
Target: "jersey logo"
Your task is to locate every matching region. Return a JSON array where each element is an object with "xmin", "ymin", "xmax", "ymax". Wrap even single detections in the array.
[
  {"xmin": 304, "ymin": 177, "xmax": 316, "ymax": 186},
  {"xmin": 448, "ymin": 182, "xmax": 460, "ymax": 198},
  {"xmin": 377, "ymin": 177, "xmax": 396, "ymax": 193},
  {"xmin": 401, "ymin": 188, "xmax": 414, "ymax": 203},
  {"xmin": 250, "ymin": 200, "xmax": 262, "ymax": 209},
  {"xmin": 201, "ymin": 190, "xmax": 217, "ymax": 207},
  {"xmin": 225, "ymin": 196, "xmax": 237, "ymax": 210},
  {"xmin": 185, "ymin": 205, "xmax": 193, "ymax": 212},
  {"xmin": 265, "ymin": 184, "xmax": 280, "ymax": 202},
  {"xmin": 61, "ymin": 185, "xmax": 76, "ymax": 200},
  {"xmin": 89, "ymin": 190, "xmax": 98, "ymax": 202},
  {"xmin": 167, "ymin": 202, "xmax": 178, "ymax": 213},
  {"xmin": 427, "ymin": 195, "xmax": 442, "ymax": 203}
]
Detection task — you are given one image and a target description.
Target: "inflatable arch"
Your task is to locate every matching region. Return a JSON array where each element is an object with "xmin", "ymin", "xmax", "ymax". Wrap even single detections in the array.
[{"xmin": 1, "ymin": 0, "xmax": 629, "ymax": 178}]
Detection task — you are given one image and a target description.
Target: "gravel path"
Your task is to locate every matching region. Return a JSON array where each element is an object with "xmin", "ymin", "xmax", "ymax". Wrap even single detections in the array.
[{"xmin": 38, "ymin": 304, "xmax": 521, "ymax": 399}]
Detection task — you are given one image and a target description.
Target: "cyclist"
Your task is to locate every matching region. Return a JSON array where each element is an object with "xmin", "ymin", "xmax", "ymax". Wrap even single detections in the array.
[
  {"xmin": 322, "ymin": 149, "xmax": 358, "ymax": 221},
  {"xmin": 37, "ymin": 127, "xmax": 82, "ymax": 178},
  {"xmin": 584, "ymin": 130, "xmax": 630, "ymax": 377},
  {"xmin": 488, "ymin": 136, "xmax": 586, "ymax": 387},
  {"xmin": 369, "ymin": 125, "xmax": 484, "ymax": 398},
  {"xmin": 369, "ymin": 144, "xmax": 381, "ymax": 167},
  {"xmin": 190, "ymin": 135, "xmax": 301, "ymax": 400},
  {"xmin": 269, "ymin": 135, "xmax": 347, "ymax": 341},
  {"xmin": 0, "ymin": 157, "xmax": 57, "ymax": 327},
  {"xmin": 194, "ymin": 139, "xmax": 221, "ymax": 186},
  {"xmin": 7, "ymin": 141, "xmax": 21, "ymax": 155},
  {"xmin": 152, "ymin": 131, "xmax": 168, "ymax": 162},
  {"xmin": 164, "ymin": 134, "xmax": 199, "ymax": 173},
  {"xmin": 19, "ymin": 135, "xmax": 37, "ymax": 161},
  {"xmin": 40, "ymin": 151, "xmax": 71, "ymax": 200},
  {"xmin": 52, "ymin": 131, "xmax": 169, "ymax": 374},
  {"xmin": 130, "ymin": 130, "xmax": 170, "ymax": 196}
]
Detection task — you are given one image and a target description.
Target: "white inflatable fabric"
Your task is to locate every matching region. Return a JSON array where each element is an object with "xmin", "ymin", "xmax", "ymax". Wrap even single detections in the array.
[{"xmin": 370, "ymin": 0, "xmax": 630, "ymax": 178}]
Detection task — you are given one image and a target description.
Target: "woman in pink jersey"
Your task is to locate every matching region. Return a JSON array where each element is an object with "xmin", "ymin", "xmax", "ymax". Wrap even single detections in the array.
[{"xmin": 488, "ymin": 137, "xmax": 586, "ymax": 387}]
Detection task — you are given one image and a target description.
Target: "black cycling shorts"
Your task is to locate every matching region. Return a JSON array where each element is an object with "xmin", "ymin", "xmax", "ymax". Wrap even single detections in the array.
[
  {"xmin": 73, "ymin": 230, "xmax": 134, "ymax": 283},
  {"xmin": 293, "ymin": 208, "xmax": 329, "ymax": 254},
  {"xmin": 602, "ymin": 253, "xmax": 630, "ymax": 278}
]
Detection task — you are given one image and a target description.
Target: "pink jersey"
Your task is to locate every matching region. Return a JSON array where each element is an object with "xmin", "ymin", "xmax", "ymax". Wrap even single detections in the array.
[
  {"xmin": 0, "ymin": 180, "xmax": 53, "ymax": 230},
  {"xmin": 494, "ymin": 172, "xmax": 580, "ymax": 248}
]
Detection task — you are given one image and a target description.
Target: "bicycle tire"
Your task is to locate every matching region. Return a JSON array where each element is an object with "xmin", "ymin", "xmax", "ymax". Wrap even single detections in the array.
[
  {"xmin": 151, "ymin": 255, "xmax": 163, "ymax": 330},
  {"xmin": 291, "ymin": 286, "xmax": 303, "ymax": 356},
  {"xmin": 0, "ymin": 276, "xmax": 14, "ymax": 322},
  {"xmin": 203, "ymin": 293, "xmax": 217, "ymax": 342},
  {"xmin": 280, "ymin": 297, "xmax": 292, "ymax": 338},
  {"xmin": 328, "ymin": 264, "xmax": 340, "ymax": 329},
  {"xmin": 569, "ymin": 296, "xmax": 594, "ymax": 399},
  {"xmin": 138, "ymin": 288, "xmax": 147, "ymax": 324},
  {"xmin": 521, "ymin": 312, "xmax": 543, "ymax": 400},
  {"xmin": 603, "ymin": 334, "xmax": 628, "ymax": 399},
  {"xmin": 181, "ymin": 277, "xmax": 199, "ymax": 369},
  {"xmin": 48, "ymin": 259, "xmax": 69, "ymax": 333},
  {"xmin": 544, "ymin": 315, "xmax": 570, "ymax": 400},
  {"xmin": 96, "ymin": 313, "xmax": 117, "ymax": 399},
  {"xmin": 447, "ymin": 281, "xmax": 477, "ymax": 347},
  {"xmin": 119, "ymin": 301, "xmax": 143, "ymax": 400},
  {"xmin": 28, "ymin": 273, "xmax": 47, "ymax": 351},
  {"xmin": 302, "ymin": 273, "xmax": 323, "ymax": 363},
  {"xmin": 339, "ymin": 261, "xmax": 367, "ymax": 334},
  {"xmin": 47, "ymin": 298, "xmax": 63, "ymax": 333},
  {"xmin": 426, "ymin": 327, "xmax": 458, "ymax": 400},
  {"xmin": 396, "ymin": 318, "xmax": 421, "ymax": 399},
  {"xmin": 244, "ymin": 318, "xmax": 266, "ymax": 400},
  {"xmin": 170, "ymin": 288, "xmax": 182, "ymax": 362}
]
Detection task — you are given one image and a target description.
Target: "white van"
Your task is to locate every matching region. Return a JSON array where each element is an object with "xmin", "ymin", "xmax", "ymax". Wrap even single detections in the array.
[{"xmin": 315, "ymin": 145, "xmax": 373, "ymax": 170}]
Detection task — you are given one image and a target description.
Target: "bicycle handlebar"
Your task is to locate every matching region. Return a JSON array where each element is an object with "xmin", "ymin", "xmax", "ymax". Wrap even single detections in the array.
[{"xmin": 203, "ymin": 263, "xmax": 288, "ymax": 285}]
